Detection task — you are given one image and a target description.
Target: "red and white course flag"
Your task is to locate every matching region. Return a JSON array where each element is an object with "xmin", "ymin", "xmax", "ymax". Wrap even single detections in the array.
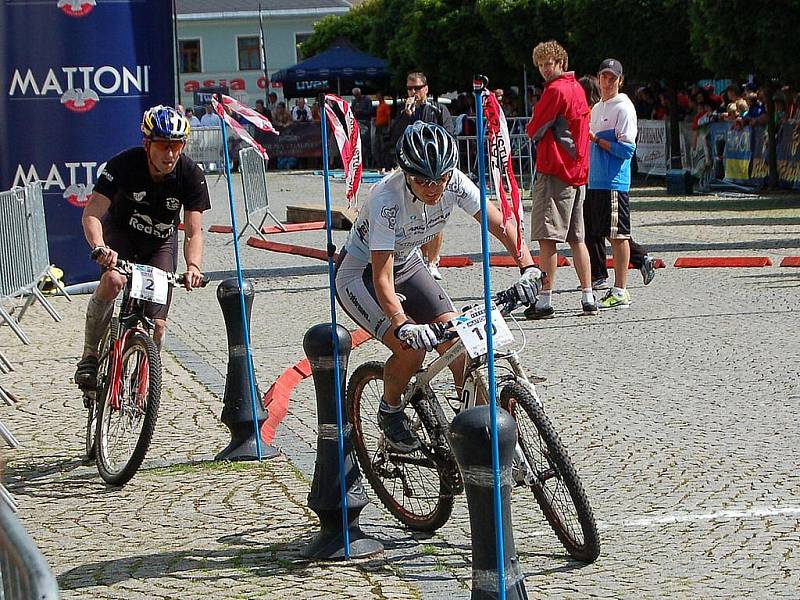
[
  {"xmin": 211, "ymin": 96, "xmax": 274, "ymax": 162},
  {"xmin": 324, "ymin": 93, "xmax": 362, "ymax": 209},
  {"xmin": 483, "ymin": 91, "xmax": 524, "ymax": 256}
]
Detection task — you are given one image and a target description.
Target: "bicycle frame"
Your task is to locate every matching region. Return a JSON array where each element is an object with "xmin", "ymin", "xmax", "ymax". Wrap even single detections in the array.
[
  {"xmin": 98, "ymin": 281, "xmax": 154, "ymax": 412},
  {"xmin": 404, "ymin": 337, "xmax": 539, "ymax": 413}
]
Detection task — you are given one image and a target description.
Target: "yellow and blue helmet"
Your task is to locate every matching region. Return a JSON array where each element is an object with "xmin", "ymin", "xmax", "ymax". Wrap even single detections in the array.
[{"xmin": 141, "ymin": 105, "xmax": 191, "ymax": 141}]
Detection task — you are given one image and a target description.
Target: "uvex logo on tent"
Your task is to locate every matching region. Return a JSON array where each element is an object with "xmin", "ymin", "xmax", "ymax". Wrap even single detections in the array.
[
  {"xmin": 8, "ymin": 65, "xmax": 150, "ymax": 113},
  {"xmin": 57, "ymin": 0, "xmax": 96, "ymax": 17}
]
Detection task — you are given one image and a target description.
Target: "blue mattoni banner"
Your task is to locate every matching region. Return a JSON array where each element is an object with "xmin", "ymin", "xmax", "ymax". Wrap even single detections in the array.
[{"xmin": 0, "ymin": 0, "xmax": 175, "ymax": 284}]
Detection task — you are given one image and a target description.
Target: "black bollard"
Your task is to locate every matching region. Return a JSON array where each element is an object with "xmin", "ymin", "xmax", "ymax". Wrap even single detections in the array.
[
  {"xmin": 300, "ymin": 323, "xmax": 383, "ymax": 560},
  {"xmin": 450, "ymin": 405, "xmax": 528, "ymax": 599},
  {"xmin": 215, "ymin": 277, "xmax": 279, "ymax": 461}
]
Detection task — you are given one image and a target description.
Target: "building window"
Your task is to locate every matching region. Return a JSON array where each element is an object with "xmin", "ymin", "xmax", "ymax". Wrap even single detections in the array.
[
  {"xmin": 238, "ymin": 36, "xmax": 261, "ymax": 71},
  {"xmin": 295, "ymin": 32, "xmax": 313, "ymax": 62},
  {"xmin": 179, "ymin": 39, "xmax": 201, "ymax": 74}
]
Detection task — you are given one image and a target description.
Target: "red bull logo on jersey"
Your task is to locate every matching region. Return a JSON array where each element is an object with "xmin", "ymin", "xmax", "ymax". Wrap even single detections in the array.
[
  {"xmin": 8, "ymin": 65, "xmax": 150, "ymax": 112},
  {"xmin": 57, "ymin": 0, "xmax": 96, "ymax": 17},
  {"xmin": 12, "ymin": 161, "xmax": 106, "ymax": 207}
]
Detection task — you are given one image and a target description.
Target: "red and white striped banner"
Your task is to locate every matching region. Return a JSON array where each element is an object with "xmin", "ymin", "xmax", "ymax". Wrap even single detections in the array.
[
  {"xmin": 220, "ymin": 94, "xmax": 278, "ymax": 135},
  {"xmin": 483, "ymin": 92, "xmax": 523, "ymax": 256},
  {"xmin": 211, "ymin": 95, "xmax": 274, "ymax": 162},
  {"xmin": 324, "ymin": 93, "xmax": 362, "ymax": 209}
]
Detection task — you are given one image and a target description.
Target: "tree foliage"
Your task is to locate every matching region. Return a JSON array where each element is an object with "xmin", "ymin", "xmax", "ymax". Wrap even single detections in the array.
[{"xmin": 689, "ymin": 0, "xmax": 800, "ymax": 85}]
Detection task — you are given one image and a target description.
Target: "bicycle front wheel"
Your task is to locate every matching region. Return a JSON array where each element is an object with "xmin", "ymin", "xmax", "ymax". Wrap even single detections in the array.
[
  {"xmin": 96, "ymin": 332, "xmax": 161, "ymax": 486},
  {"xmin": 500, "ymin": 382, "xmax": 600, "ymax": 563},
  {"xmin": 347, "ymin": 361, "xmax": 454, "ymax": 532}
]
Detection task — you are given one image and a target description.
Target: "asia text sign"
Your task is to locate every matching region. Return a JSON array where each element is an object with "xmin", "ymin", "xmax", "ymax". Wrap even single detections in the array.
[{"xmin": 0, "ymin": 0, "xmax": 175, "ymax": 284}]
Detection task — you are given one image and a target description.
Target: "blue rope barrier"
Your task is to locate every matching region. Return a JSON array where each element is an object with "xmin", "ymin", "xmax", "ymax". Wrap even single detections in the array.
[
  {"xmin": 473, "ymin": 84, "xmax": 507, "ymax": 600},
  {"xmin": 218, "ymin": 106, "xmax": 263, "ymax": 461},
  {"xmin": 320, "ymin": 101, "xmax": 351, "ymax": 559}
]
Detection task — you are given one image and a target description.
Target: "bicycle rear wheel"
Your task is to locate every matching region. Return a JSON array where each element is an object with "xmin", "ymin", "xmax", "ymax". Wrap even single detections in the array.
[
  {"xmin": 347, "ymin": 361, "xmax": 454, "ymax": 532},
  {"xmin": 500, "ymin": 382, "xmax": 600, "ymax": 563},
  {"xmin": 96, "ymin": 332, "xmax": 161, "ymax": 486},
  {"xmin": 85, "ymin": 318, "xmax": 118, "ymax": 460}
]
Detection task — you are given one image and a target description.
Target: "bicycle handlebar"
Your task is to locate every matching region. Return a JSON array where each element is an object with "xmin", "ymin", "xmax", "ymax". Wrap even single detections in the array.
[
  {"xmin": 91, "ymin": 249, "xmax": 210, "ymax": 288},
  {"xmin": 426, "ymin": 289, "xmax": 521, "ymax": 348}
]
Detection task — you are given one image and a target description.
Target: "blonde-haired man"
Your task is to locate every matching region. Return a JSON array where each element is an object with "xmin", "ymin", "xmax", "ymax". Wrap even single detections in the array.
[{"xmin": 526, "ymin": 40, "xmax": 595, "ymax": 318}]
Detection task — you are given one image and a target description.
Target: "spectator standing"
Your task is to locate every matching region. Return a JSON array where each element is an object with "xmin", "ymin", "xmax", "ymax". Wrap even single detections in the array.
[
  {"xmin": 373, "ymin": 91, "xmax": 392, "ymax": 173},
  {"xmin": 388, "ymin": 71, "xmax": 454, "ymax": 281},
  {"xmin": 267, "ymin": 92, "xmax": 279, "ymax": 115},
  {"xmin": 185, "ymin": 108, "xmax": 201, "ymax": 128},
  {"xmin": 352, "ymin": 87, "xmax": 374, "ymax": 167},
  {"xmin": 586, "ymin": 59, "xmax": 645, "ymax": 309},
  {"xmin": 200, "ymin": 104, "xmax": 222, "ymax": 127},
  {"xmin": 525, "ymin": 40, "xmax": 596, "ymax": 318},
  {"xmin": 254, "ymin": 99, "xmax": 269, "ymax": 118},
  {"xmin": 272, "ymin": 101, "xmax": 292, "ymax": 128},
  {"xmin": 291, "ymin": 97, "xmax": 313, "ymax": 122}
]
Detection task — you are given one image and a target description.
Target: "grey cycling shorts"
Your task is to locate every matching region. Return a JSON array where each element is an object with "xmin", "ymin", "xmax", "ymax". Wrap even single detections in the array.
[{"xmin": 334, "ymin": 250, "xmax": 455, "ymax": 340}]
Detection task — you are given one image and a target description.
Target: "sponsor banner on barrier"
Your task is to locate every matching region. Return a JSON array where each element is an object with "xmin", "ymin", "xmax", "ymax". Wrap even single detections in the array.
[
  {"xmin": 751, "ymin": 123, "xmax": 800, "ymax": 190},
  {"xmin": 0, "ymin": 1, "xmax": 175, "ymax": 284},
  {"xmin": 723, "ymin": 126, "xmax": 752, "ymax": 184},
  {"xmin": 255, "ymin": 123, "xmax": 322, "ymax": 158},
  {"xmin": 635, "ymin": 120, "xmax": 667, "ymax": 175}
]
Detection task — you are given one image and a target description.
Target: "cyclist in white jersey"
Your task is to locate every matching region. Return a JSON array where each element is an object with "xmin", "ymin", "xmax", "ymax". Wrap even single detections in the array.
[{"xmin": 335, "ymin": 122, "xmax": 542, "ymax": 452}]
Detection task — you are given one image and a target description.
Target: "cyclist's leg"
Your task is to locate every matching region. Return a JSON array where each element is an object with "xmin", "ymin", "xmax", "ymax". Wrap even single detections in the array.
[
  {"xmin": 334, "ymin": 250, "xmax": 425, "ymax": 406},
  {"xmin": 395, "ymin": 258, "xmax": 464, "ymax": 392},
  {"xmin": 143, "ymin": 235, "xmax": 177, "ymax": 351}
]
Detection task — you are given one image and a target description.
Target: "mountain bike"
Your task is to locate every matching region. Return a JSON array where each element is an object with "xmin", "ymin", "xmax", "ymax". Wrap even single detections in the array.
[
  {"xmin": 82, "ymin": 258, "xmax": 207, "ymax": 486},
  {"xmin": 347, "ymin": 290, "xmax": 601, "ymax": 563}
]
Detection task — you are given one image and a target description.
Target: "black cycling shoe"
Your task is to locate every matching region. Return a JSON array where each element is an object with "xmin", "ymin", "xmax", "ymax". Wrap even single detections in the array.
[
  {"xmin": 378, "ymin": 407, "xmax": 421, "ymax": 454},
  {"xmin": 74, "ymin": 355, "xmax": 98, "ymax": 390},
  {"xmin": 524, "ymin": 303, "xmax": 555, "ymax": 320}
]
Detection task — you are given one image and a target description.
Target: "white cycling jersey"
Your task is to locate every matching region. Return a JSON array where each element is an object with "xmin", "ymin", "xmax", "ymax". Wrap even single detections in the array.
[{"xmin": 343, "ymin": 169, "xmax": 481, "ymax": 265}]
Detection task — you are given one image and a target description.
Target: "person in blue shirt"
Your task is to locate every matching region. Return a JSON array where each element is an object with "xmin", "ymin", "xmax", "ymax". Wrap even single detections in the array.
[{"xmin": 585, "ymin": 59, "xmax": 639, "ymax": 309}]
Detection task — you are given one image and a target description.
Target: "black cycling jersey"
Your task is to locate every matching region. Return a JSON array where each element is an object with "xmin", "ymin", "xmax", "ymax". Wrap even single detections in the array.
[{"xmin": 93, "ymin": 147, "xmax": 210, "ymax": 253}]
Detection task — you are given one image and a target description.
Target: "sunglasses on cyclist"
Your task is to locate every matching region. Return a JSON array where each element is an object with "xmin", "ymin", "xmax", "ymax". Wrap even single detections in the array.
[
  {"xmin": 407, "ymin": 84, "xmax": 426, "ymax": 91},
  {"xmin": 149, "ymin": 139, "xmax": 185, "ymax": 152},
  {"xmin": 408, "ymin": 173, "xmax": 450, "ymax": 188}
]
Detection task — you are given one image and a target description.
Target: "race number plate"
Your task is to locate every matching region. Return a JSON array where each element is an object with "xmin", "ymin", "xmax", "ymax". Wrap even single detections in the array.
[
  {"xmin": 130, "ymin": 264, "xmax": 169, "ymax": 305},
  {"xmin": 454, "ymin": 304, "xmax": 514, "ymax": 359}
]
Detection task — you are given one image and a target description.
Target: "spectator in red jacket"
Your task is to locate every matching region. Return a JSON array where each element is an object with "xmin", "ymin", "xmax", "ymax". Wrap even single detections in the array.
[{"xmin": 525, "ymin": 40, "xmax": 595, "ymax": 318}]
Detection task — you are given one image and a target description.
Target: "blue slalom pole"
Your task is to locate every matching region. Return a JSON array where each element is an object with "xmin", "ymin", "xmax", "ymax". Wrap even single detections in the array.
[
  {"xmin": 320, "ymin": 99, "xmax": 351, "ymax": 559},
  {"xmin": 473, "ymin": 77, "xmax": 506, "ymax": 600},
  {"xmin": 217, "ymin": 102, "xmax": 263, "ymax": 461}
]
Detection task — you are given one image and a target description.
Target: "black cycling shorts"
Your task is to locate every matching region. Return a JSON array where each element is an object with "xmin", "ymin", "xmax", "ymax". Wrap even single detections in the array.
[{"xmin": 334, "ymin": 250, "xmax": 455, "ymax": 340}]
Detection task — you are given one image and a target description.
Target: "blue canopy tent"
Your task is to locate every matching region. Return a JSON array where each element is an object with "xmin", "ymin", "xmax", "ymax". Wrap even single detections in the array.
[{"xmin": 271, "ymin": 40, "xmax": 390, "ymax": 98}]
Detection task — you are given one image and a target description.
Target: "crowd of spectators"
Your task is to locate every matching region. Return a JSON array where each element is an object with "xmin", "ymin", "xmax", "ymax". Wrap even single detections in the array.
[{"xmin": 630, "ymin": 81, "xmax": 799, "ymax": 131}]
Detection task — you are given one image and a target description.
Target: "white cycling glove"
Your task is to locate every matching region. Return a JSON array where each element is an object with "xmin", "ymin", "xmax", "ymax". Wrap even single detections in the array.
[
  {"xmin": 395, "ymin": 322, "xmax": 438, "ymax": 351},
  {"xmin": 513, "ymin": 265, "xmax": 542, "ymax": 306}
]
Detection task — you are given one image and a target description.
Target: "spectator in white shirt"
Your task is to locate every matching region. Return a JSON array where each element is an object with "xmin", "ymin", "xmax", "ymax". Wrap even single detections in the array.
[
  {"xmin": 185, "ymin": 108, "xmax": 201, "ymax": 128},
  {"xmin": 200, "ymin": 104, "xmax": 222, "ymax": 127},
  {"xmin": 291, "ymin": 98, "xmax": 313, "ymax": 122}
]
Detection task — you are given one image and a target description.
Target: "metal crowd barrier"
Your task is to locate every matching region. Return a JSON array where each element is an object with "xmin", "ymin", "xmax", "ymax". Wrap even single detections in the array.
[
  {"xmin": 0, "ymin": 182, "xmax": 69, "ymax": 349},
  {"xmin": 456, "ymin": 131, "xmax": 535, "ymax": 195},
  {"xmin": 184, "ymin": 127, "xmax": 225, "ymax": 172},
  {"xmin": 237, "ymin": 147, "xmax": 285, "ymax": 239},
  {"xmin": 0, "ymin": 502, "xmax": 60, "ymax": 598}
]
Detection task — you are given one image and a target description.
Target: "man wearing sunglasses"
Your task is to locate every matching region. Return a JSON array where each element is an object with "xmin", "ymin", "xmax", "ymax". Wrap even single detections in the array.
[
  {"xmin": 389, "ymin": 71, "xmax": 455, "ymax": 281},
  {"xmin": 335, "ymin": 122, "xmax": 541, "ymax": 453},
  {"xmin": 74, "ymin": 105, "xmax": 210, "ymax": 391}
]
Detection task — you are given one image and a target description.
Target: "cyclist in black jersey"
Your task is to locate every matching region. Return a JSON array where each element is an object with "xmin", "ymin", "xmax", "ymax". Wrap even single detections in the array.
[{"xmin": 74, "ymin": 105, "xmax": 211, "ymax": 390}]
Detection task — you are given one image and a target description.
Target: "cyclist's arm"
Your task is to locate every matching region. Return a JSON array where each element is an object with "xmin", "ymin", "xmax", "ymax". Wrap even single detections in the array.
[
  {"xmin": 82, "ymin": 191, "xmax": 111, "ymax": 250},
  {"xmin": 182, "ymin": 209, "xmax": 204, "ymax": 290},
  {"xmin": 475, "ymin": 203, "xmax": 535, "ymax": 270},
  {"xmin": 371, "ymin": 250, "xmax": 406, "ymax": 330}
]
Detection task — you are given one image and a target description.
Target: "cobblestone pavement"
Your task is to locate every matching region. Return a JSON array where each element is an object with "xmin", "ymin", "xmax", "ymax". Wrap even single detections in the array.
[{"xmin": 1, "ymin": 171, "xmax": 799, "ymax": 599}]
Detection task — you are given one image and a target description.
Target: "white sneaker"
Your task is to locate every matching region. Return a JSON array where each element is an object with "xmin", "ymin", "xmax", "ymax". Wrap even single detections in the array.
[{"xmin": 427, "ymin": 261, "xmax": 443, "ymax": 281}]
